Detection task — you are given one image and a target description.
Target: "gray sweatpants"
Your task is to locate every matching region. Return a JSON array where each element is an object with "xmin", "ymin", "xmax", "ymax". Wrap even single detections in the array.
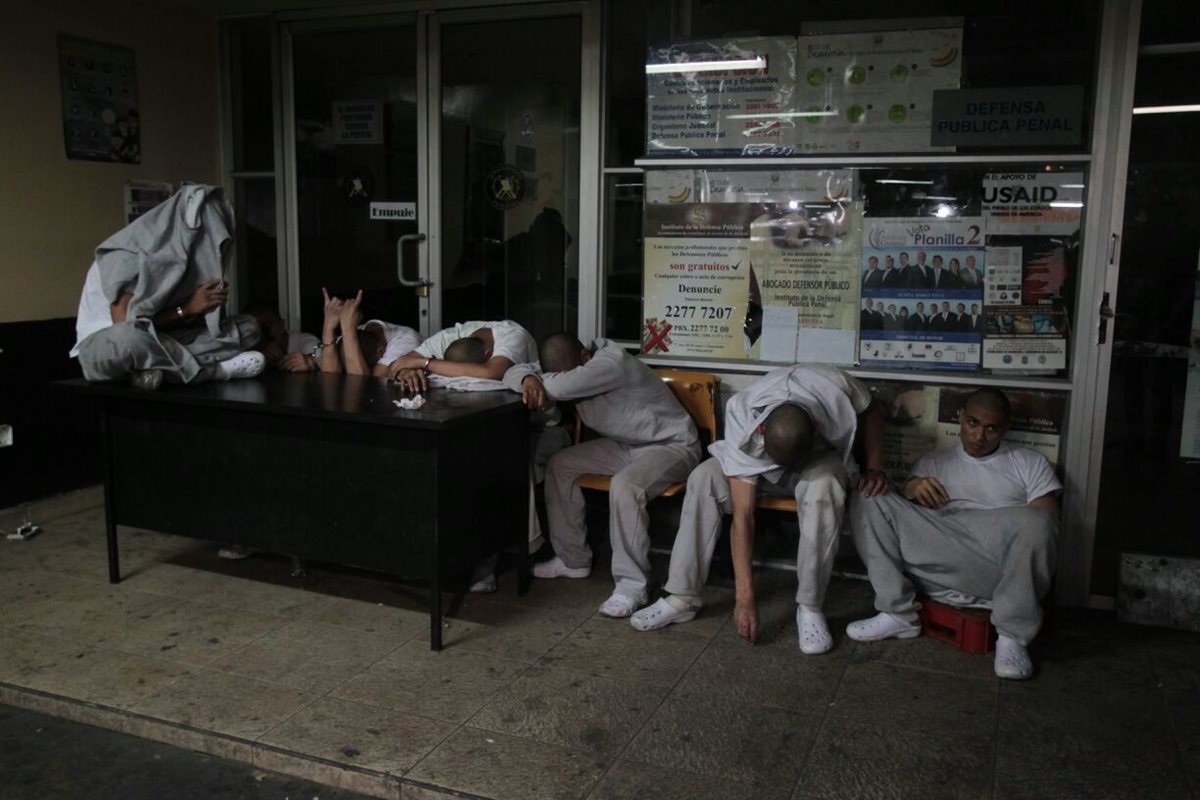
[
  {"xmin": 850, "ymin": 492, "xmax": 1057, "ymax": 644},
  {"xmin": 77, "ymin": 315, "xmax": 260, "ymax": 384},
  {"xmin": 527, "ymin": 425, "xmax": 571, "ymax": 550},
  {"xmin": 663, "ymin": 452, "xmax": 849, "ymax": 608},
  {"xmin": 544, "ymin": 438, "xmax": 699, "ymax": 598}
]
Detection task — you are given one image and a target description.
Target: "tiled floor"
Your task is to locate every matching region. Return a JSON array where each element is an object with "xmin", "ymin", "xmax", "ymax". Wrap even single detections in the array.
[{"xmin": 1, "ymin": 488, "xmax": 1198, "ymax": 800}]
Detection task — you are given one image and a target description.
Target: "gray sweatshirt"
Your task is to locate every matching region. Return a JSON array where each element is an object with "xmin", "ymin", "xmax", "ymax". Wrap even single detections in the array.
[{"xmin": 507, "ymin": 339, "xmax": 698, "ymax": 450}]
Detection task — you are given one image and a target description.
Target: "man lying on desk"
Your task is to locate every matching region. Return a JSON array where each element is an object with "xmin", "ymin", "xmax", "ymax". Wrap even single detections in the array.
[
  {"xmin": 846, "ymin": 387, "xmax": 1061, "ymax": 680},
  {"xmin": 631, "ymin": 365, "xmax": 888, "ymax": 657},
  {"xmin": 315, "ymin": 288, "xmax": 421, "ymax": 377},
  {"xmin": 387, "ymin": 318, "xmax": 538, "ymax": 390},
  {"xmin": 71, "ymin": 184, "xmax": 265, "ymax": 389},
  {"xmin": 392, "ymin": 318, "xmax": 568, "ymax": 594},
  {"xmin": 511, "ymin": 334, "xmax": 700, "ymax": 619}
]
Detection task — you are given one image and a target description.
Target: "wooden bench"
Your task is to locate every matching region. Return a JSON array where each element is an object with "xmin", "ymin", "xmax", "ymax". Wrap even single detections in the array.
[
  {"xmin": 574, "ymin": 369, "xmax": 719, "ymax": 495},
  {"xmin": 573, "ymin": 369, "xmax": 799, "ymax": 513}
]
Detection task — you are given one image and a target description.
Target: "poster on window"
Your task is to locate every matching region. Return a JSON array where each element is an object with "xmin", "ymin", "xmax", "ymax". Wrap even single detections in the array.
[
  {"xmin": 642, "ymin": 204, "xmax": 768, "ymax": 358},
  {"xmin": 982, "ymin": 235, "xmax": 1077, "ymax": 372},
  {"xmin": 983, "ymin": 172, "xmax": 1084, "ymax": 236},
  {"xmin": 982, "ymin": 307, "xmax": 1069, "ymax": 372},
  {"xmin": 859, "ymin": 216, "xmax": 985, "ymax": 370},
  {"xmin": 747, "ymin": 202, "xmax": 863, "ymax": 364},
  {"xmin": 646, "ymin": 37, "xmax": 797, "ymax": 158},
  {"xmin": 58, "ymin": 36, "xmax": 140, "ymax": 163},
  {"xmin": 793, "ymin": 26, "xmax": 962, "ymax": 154},
  {"xmin": 696, "ymin": 169, "xmax": 855, "ymax": 204},
  {"xmin": 645, "ymin": 170, "xmax": 699, "ymax": 204}
]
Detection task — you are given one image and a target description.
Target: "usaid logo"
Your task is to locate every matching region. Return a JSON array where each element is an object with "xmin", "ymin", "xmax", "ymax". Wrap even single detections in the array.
[{"xmin": 369, "ymin": 202, "xmax": 416, "ymax": 221}]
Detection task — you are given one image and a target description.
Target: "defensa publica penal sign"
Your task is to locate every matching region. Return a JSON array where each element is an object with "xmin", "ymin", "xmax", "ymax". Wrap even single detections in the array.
[{"xmin": 929, "ymin": 86, "xmax": 1083, "ymax": 147}]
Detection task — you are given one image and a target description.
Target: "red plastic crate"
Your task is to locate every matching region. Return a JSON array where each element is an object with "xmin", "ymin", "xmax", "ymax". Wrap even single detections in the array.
[{"xmin": 918, "ymin": 597, "xmax": 996, "ymax": 654}]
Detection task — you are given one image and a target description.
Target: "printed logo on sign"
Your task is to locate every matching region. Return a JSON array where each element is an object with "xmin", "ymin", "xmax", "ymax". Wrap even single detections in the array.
[{"xmin": 369, "ymin": 203, "xmax": 416, "ymax": 221}]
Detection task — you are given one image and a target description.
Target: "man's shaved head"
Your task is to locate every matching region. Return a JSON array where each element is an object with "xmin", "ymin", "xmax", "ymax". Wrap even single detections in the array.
[
  {"xmin": 444, "ymin": 336, "xmax": 487, "ymax": 364},
  {"xmin": 540, "ymin": 332, "xmax": 585, "ymax": 372},
  {"xmin": 763, "ymin": 404, "xmax": 815, "ymax": 467},
  {"xmin": 963, "ymin": 387, "xmax": 1012, "ymax": 423}
]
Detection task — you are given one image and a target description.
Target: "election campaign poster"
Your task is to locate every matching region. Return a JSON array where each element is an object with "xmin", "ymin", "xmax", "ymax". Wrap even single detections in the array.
[
  {"xmin": 642, "ymin": 203, "xmax": 767, "ymax": 358},
  {"xmin": 793, "ymin": 26, "xmax": 962, "ymax": 154},
  {"xmin": 748, "ymin": 202, "xmax": 863, "ymax": 364},
  {"xmin": 859, "ymin": 216, "xmax": 985, "ymax": 370},
  {"xmin": 646, "ymin": 37, "xmax": 797, "ymax": 157}
]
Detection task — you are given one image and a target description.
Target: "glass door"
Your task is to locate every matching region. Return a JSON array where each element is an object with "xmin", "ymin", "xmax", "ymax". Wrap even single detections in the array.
[
  {"xmin": 1090, "ymin": 2, "xmax": 1200, "ymax": 596},
  {"xmin": 432, "ymin": 10, "xmax": 582, "ymax": 341},
  {"xmin": 287, "ymin": 19, "xmax": 427, "ymax": 336}
]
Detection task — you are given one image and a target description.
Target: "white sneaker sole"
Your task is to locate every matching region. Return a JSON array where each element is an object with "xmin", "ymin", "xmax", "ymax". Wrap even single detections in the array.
[
  {"xmin": 629, "ymin": 603, "xmax": 697, "ymax": 631},
  {"xmin": 846, "ymin": 624, "xmax": 921, "ymax": 643}
]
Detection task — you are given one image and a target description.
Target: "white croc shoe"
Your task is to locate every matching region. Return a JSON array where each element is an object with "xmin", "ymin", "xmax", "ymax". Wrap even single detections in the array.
[
  {"xmin": 216, "ymin": 351, "xmax": 266, "ymax": 380},
  {"xmin": 797, "ymin": 606, "xmax": 834, "ymax": 655},
  {"xmin": 994, "ymin": 635, "xmax": 1034, "ymax": 680},
  {"xmin": 630, "ymin": 597, "xmax": 698, "ymax": 631},
  {"xmin": 598, "ymin": 592, "xmax": 645, "ymax": 619},
  {"xmin": 846, "ymin": 612, "xmax": 922, "ymax": 642}
]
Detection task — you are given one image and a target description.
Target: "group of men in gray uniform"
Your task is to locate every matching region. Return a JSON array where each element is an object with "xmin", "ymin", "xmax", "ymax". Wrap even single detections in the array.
[
  {"xmin": 511, "ymin": 336, "xmax": 1060, "ymax": 680},
  {"xmin": 73, "ymin": 185, "xmax": 1061, "ymax": 681}
]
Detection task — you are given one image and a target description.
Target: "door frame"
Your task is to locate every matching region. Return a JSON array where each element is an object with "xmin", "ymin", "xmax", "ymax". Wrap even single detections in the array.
[
  {"xmin": 279, "ymin": 12, "xmax": 428, "ymax": 335},
  {"xmin": 1060, "ymin": 0, "xmax": 1142, "ymax": 606},
  {"xmin": 278, "ymin": 1, "xmax": 601, "ymax": 339}
]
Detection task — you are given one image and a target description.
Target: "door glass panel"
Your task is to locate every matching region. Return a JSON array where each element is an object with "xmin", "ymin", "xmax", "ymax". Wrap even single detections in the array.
[
  {"xmin": 292, "ymin": 25, "xmax": 421, "ymax": 335},
  {"xmin": 439, "ymin": 16, "xmax": 581, "ymax": 339},
  {"xmin": 1091, "ymin": 3, "xmax": 1200, "ymax": 595}
]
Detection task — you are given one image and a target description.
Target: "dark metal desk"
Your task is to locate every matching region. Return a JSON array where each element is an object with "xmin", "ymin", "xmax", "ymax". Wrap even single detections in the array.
[{"xmin": 61, "ymin": 372, "xmax": 530, "ymax": 650}]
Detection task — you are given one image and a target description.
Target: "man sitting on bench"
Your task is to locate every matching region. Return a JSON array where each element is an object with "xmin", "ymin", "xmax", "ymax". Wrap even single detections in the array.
[
  {"xmin": 631, "ymin": 366, "xmax": 888, "ymax": 656},
  {"xmin": 517, "ymin": 334, "xmax": 700, "ymax": 619},
  {"xmin": 72, "ymin": 184, "xmax": 265, "ymax": 389},
  {"xmin": 846, "ymin": 387, "xmax": 1061, "ymax": 680}
]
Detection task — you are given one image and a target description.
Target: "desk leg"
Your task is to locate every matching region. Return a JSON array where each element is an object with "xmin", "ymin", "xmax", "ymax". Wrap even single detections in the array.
[
  {"xmin": 430, "ymin": 559, "xmax": 443, "ymax": 651},
  {"xmin": 99, "ymin": 409, "xmax": 121, "ymax": 584}
]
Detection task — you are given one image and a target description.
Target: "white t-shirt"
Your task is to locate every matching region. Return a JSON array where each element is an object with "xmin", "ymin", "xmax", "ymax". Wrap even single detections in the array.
[
  {"xmin": 70, "ymin": 262, "xmax": 114, "ymax": 357},
  {"xmin": 415, "ymin": 320, "xmax": 536, "ymax": 365},
  {"xmin": 287, "ymin": 331, "xmax": 320, "ymax": 356},
  {"xmin": 362, "ymin": 319, "xmax": 421, "ymax": 367},
  {"xmin": 911, "ymin": 441, "xmax": 1062, "ymax": 511},
  {"xmin": 712, "ymin": 366, "xmax": 872, "ymax": 482}
]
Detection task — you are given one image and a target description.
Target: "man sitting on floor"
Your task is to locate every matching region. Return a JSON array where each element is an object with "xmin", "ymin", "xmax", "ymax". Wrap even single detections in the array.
[
  {"xmin": 514, "ymin": 334, "xmax": 700, "ymax": 619},
  {"xmin": 630, "ymin": 365, "xmax": 888, "ymax": 656},
  {"xmin": 846, "ymin": 387, "xmax": 1061, "ymax": 680},
  {"xmin": 72, "ymin": 184, "xmax": 265, "ymax": 388}
]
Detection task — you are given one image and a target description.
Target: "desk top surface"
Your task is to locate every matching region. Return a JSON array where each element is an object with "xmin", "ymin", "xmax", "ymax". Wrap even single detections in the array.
[{"xmin": 59, "ymin": 372, "xmax": 527, "ymax": 430}]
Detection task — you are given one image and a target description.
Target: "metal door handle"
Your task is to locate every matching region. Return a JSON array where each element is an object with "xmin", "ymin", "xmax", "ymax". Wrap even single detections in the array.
[
  {"xmin": 397, "ymin": 233, "xmax": 427, "ymax": 287},
  {"xmin": 1099, "ymin": 291, "xmax": 1113, "ymax": 344}
]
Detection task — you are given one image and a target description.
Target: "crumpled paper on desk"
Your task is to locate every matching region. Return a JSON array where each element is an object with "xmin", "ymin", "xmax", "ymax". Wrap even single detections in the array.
[{"xmin": 393, "ymin": 395, "xmax": 426, "ymax": 410}]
